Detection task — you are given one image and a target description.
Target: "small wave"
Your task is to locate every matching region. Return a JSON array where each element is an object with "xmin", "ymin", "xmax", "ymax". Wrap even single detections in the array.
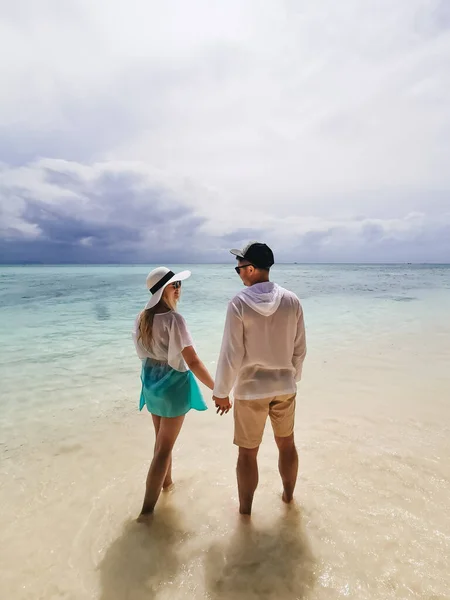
[{"xmin": 392, "ymin": 296, "xmax": 417, "ymax": 302}]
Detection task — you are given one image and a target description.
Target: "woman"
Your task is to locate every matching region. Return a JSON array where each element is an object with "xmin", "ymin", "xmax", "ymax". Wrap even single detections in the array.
[{"xmin": 132, "ymin": 267, "xmax": 214, "ymax": 520}]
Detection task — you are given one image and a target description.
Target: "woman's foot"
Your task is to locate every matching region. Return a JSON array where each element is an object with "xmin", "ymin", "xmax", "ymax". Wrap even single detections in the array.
[
  {"xmin": 162, "ymin": 477, "xmax": 173, "ymax": 490},
  {"xmin": 136, "ymin": 512, "xmax": 154, "ymax": 524}
]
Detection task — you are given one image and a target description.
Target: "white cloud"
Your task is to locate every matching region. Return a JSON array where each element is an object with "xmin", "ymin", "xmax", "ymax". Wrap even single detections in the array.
[{"xmin": 0, "ymin": 0, "xmax": 449, "ymax": 261}]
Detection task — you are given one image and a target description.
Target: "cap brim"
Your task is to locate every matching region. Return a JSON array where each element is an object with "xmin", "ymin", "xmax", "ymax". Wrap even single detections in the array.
[
  {"xmin": 144, "ymin": 270, "xmax": 191, "ymax": 310},
  {"xmin": 230, "ymin": 248, "xmax": 244, "ymax": 258}
]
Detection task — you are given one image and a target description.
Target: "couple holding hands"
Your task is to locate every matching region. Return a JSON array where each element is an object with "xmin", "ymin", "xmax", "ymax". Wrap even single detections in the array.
[{"xmin": 133, "ymin": 242, "xmax": 306, "ymax": 520}]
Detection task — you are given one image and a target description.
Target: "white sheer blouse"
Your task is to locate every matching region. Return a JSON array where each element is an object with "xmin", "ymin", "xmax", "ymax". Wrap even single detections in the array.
[{"xmin": 132, "ymin": 311, "xmax": 194, "ymax": 372}]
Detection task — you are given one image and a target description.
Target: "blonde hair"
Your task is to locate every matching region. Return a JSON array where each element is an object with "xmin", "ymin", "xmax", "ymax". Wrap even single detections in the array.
[{"xmin": 138, "ymin": 287, "xmax": 178, "ymax": 351}]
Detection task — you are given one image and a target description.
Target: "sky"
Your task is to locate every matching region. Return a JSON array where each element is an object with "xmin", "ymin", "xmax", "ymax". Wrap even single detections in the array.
[{"xmin": 1, "ymin": 0, "xmax": 450, "ymax": 263}]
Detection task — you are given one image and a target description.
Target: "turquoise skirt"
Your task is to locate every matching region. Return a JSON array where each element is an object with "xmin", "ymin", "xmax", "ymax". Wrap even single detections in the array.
[{"xmin": 139, "ymin": 358, "xmax": 208, "ymax": 418}]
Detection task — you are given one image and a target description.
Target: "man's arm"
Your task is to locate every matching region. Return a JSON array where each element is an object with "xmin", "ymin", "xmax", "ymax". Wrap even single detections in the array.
[
  {"xmin": 292, "ymin": 303, "xmax": 306, "ymax": 381},
  {"xmin": 213, "ymin": 301, "xmax": 244, "ymax": 414}
]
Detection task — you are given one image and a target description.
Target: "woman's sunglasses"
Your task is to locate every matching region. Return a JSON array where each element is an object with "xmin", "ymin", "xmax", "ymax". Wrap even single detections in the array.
[
  {"xmin": 171, "ymin": 281, "xmax": 182, "ymax": 289},
  {"xmin": 235, "ymin": 264, "xmax": 254, "ymax": 274}
]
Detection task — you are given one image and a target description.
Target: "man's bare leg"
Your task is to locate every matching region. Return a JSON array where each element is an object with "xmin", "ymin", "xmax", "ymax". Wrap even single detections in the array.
[
  {"xmin": 237, "ymin": 446, "xmax": 259, "ymax": 515},
  {"xmin": 151, "ymin": 415, "xmax": 173, "ymax": 489},
  {"xmin": 275, "ymin": 433, "xmax": 298, "ymax": 503}
]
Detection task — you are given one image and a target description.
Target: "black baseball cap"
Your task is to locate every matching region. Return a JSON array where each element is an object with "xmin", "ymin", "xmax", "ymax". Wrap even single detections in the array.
[{"xmin": 230, "ymin": 242, "xmax": 275, "ymax": 269}]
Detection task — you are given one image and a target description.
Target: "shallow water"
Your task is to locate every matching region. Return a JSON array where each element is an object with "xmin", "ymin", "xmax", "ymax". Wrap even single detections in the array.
[{"xmin": 1, "ymin": 265, "xmax": 449, "ymax": 599}]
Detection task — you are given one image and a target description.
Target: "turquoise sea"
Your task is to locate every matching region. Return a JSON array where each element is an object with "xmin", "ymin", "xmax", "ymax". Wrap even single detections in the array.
[
  {"xmin": 1, "ymin": 263, "xmax": 449, "ymax": 445},
  {"xmin": 1, "ymin": 264, "xmax": 450, "ymax": 600}
]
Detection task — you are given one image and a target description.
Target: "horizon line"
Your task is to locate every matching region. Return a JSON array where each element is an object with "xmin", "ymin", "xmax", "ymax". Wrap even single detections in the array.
[{"xmin": 1, "ymin": 261, "xmax": 450, "ymax": 267}]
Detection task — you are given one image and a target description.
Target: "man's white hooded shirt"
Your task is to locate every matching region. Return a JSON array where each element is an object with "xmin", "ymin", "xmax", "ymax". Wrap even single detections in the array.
[{"xmin": 213, "ymin": 282, "xmax": 307, "ymax": 400}]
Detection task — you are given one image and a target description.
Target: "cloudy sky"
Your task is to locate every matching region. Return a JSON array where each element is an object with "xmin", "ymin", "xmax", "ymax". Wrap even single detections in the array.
[{"xmin": 1, "ymin": 0, "xmax": 449, "ymax": 263}]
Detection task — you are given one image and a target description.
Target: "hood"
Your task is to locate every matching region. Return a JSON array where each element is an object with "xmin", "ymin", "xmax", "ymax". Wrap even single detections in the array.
[{"xmin": 238, "ymin": 282, "xmax": 283, "ymax": 316}]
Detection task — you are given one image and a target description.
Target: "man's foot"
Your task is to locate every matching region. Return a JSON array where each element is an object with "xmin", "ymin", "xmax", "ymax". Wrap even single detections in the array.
[
  {"xmin": 282, "ymin": 491, "xmax": 294, "ymax": 504},
  {"xmin": 238, "ymin": 511, "xmax": 252, "ymax": 523},
  {"xmin": 239, "ymin": 505, "xmax": 252, "ymax": 516},
  {"xmin": 162, "ymin": 482, "xmax": 175, "ymax": 493}
]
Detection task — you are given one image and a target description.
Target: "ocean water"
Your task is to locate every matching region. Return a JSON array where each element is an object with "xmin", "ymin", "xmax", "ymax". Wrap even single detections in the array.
[{"xmin": 1, "ymin": 264, "xmax": 450, "ymax": 599}]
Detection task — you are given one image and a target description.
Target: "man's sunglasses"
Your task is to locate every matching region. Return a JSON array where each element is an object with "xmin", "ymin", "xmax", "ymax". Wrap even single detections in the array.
[
  {"xmin": 235, "ymin": 264, "xmax": 254, "ymax": 274},
  {"xmin": 171, "ymin": 281, "xmax": 182, "ymax": 289}
]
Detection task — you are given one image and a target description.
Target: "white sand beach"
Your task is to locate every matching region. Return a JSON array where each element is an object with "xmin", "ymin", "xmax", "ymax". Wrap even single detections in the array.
[{"xmin": 1, "ymin": 319, "xmax": 449, "ymax": 600}]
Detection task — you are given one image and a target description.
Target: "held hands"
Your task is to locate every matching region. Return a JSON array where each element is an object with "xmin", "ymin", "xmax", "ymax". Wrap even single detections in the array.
[{"xmin": 212, "ymin": 395, "xmax": 232, "ymax": 416}]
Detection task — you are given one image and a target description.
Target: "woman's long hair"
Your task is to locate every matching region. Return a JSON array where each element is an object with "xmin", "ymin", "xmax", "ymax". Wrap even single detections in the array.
[{"xmin": 138, "ymin": 288, "xmax": 177, "ymax": 352}]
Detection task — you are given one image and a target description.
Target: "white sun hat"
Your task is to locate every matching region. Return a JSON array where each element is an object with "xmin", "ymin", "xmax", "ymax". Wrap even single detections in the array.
[{"xmin": 144, "ymin": 267, "xmax": 191, "ymax": 310}]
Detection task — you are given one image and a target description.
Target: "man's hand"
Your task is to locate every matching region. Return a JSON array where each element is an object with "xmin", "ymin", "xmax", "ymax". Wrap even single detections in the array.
[{"xmin": 212, "ymin": 395, "xmax": 232, "ymax": 416}]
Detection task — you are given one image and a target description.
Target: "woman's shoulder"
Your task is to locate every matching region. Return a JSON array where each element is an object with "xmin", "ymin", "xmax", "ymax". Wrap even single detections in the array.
[
  {"xmin": 154, "ymin": 310, "xmax": 187, "ymax": 326},
  {"xmin": 168, "ymin": 311, "xmax": 188, "ymax": 326}
]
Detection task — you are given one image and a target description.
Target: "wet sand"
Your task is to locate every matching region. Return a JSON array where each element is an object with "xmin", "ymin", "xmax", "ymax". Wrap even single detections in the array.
[{"xmin": 1, "ymin": 328, "xmax": 449, "ymax": 600}]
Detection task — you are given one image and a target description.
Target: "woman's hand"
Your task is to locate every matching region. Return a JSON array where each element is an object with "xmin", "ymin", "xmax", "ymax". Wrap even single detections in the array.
[{"xmin": 212, "ymin": 395, "xmax": 232, "ymax": 415}]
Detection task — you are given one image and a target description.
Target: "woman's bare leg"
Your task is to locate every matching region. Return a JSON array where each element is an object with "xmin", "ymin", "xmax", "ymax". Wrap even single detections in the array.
[
  {"xmin": 139, "ymin": 415, "xmax": 185, "ymax": 518},
  {"xmin": 151, "ymin": 415, "xmax": 173, "ymax": 488}
]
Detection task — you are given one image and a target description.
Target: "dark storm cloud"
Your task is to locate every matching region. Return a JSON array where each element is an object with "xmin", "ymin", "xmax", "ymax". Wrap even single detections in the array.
[
  {"xmin": 1, "ymin": 158, "xmax": 450, "ymax": 264},
  {"xmin": 0, "ymin": 160, "xmax": 207, "ymax": 263},
  {"xmin": 22, "ymin": 199, "xmax": 143, "ymax": 245}
]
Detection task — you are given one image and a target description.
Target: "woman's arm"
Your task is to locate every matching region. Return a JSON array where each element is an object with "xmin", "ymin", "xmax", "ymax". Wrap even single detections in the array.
[{"xmin": 182, "ymin": 346, "xmax": 215, "ymax": 390}]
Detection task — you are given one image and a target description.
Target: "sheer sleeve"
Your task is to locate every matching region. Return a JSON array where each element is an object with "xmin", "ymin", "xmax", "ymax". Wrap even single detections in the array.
[
  {"xmin": 213, "ymin": 300, "xmax": 244, "ymax": 398},
  {"xmin": 292, "ymin": 302, "xmax": 307, "ymax": 381},
  {"xmin": 132, "ymin": 312, "xmax": 147, "ymax": 360},
  {"xmin": 167, "ymin": 312, "xmax": 194, "ymax": 371}
]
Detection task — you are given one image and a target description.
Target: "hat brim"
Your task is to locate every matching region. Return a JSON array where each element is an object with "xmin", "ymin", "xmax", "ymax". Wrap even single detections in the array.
[
  {"xmin": 144, "ymin": 270, "xmax": 191, "ymax": 310},
  {"xmin": 230, "ymin": 248, "xmax": 245, "ymax": 259}
]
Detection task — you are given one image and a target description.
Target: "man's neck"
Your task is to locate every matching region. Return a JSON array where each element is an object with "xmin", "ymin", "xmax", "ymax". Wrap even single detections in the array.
[{"xmin": 251, "ymin": 277, "xmax": 270, "ymax": 285}]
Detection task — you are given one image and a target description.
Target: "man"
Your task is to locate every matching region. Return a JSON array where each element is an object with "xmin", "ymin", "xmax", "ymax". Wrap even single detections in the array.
[{"xmin": 213, "ymin": 242, "xmax": 306, "ymax": 515}]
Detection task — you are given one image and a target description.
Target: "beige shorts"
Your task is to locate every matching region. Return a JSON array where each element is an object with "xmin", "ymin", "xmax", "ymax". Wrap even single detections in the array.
[{"xmin": 233, "ymin": 393, "xmax": 296, "ymax": 449}]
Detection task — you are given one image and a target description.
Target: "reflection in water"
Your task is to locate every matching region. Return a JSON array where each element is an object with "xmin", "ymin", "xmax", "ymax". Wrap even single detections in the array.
[
  {"xmin": 204, "ymin": 508, "xmax": 316, "ymax": 600},
  {"xmin": 98, "ymin": 506, "xmax": 185, "ymax": 600},
  {"xmin": 94, "ymin": 303, "xmax": 111, "ymax": 321}
]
